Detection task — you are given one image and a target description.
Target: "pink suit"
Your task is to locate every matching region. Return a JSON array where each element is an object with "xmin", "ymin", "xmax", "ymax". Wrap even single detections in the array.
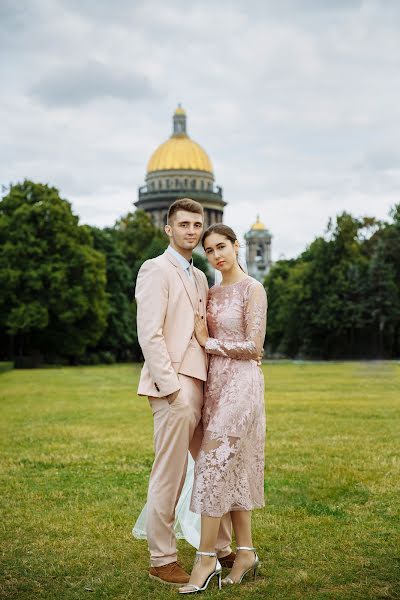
[{"xmin": 135, "ymin": 249, "xmax": 232, "ymax": 566}]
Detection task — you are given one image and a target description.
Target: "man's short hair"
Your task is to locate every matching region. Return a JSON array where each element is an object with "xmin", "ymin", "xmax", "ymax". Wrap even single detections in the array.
[{"xmin": 167, "ymin": 198, "xmax": 204, "ymax": 224}]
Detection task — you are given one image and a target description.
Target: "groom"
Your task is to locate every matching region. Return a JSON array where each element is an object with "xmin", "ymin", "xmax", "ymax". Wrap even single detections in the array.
[{"xmin": 135, "ymin": 198, "xmax": 234, "ymax": 585}]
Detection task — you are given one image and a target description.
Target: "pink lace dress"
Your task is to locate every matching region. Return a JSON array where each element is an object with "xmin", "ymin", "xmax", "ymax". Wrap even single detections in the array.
[{"xmin": 190, "ymin": 276, "xmax": 267, "ymax": 517}]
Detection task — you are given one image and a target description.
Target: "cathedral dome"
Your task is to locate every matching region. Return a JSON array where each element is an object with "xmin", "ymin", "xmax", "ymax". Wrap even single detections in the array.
[
  {"xmin": 146, "ymin": 106, "xmax": 213, "ymax": 174},
  {"xmin": 147, "ymin": 137, "xmax": 213, "ymax": 173},
  {"xmin": 251, "ymin": 215, "xmax": 266, "ymax": 231},
  {"xmin": 136, "ymin": 105, "xmax": 226, "ymax": 231}
]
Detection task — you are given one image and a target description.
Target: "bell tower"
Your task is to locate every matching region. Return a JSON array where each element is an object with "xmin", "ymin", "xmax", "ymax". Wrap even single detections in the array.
[{"xmin": 244, "ymin": 215, "xmax": 273, "ymax": 282}]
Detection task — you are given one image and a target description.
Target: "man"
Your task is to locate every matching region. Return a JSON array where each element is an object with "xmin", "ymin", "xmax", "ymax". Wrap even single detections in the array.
[{"xmin": 135, "ymin": 198, "xmax": 234, "ymax": 585}]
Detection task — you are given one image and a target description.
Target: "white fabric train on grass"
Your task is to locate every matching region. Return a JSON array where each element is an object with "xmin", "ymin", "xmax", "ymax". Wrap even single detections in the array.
[{"xmin": 132, "ymin": 454, "xmax": 200, "ymax": 549}]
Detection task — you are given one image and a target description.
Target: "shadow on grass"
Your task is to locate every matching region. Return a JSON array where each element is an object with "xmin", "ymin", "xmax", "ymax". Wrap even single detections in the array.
[{"xmin": 0, "ymin": 362, "xmax": 13, "ymax": 375}]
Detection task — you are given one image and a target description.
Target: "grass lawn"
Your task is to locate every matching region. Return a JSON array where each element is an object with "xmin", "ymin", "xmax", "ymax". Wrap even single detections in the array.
[{"xmin": 0, "ymin": 362, "xmax": 399, "ymax": 600}]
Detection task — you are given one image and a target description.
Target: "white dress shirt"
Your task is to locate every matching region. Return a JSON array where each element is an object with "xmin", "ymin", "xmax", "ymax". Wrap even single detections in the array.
[{"xmin": 167, "ymin": 245, "xmax": 193, "ymax": 279}]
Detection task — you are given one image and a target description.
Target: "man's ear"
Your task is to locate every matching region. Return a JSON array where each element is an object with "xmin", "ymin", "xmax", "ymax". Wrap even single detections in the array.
[{"xmin": 165, "ymin": 224, "xmax": 172, "ymax": 237}]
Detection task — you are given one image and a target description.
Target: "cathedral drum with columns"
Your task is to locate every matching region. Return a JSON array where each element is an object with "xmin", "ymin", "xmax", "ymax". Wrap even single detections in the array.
[{"xmin": 135, "ymin": 105, "xmax": 226, "ymax": 229}]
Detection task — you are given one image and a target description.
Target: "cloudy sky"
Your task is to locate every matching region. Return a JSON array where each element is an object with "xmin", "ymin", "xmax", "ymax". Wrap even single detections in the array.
[{"xmin": 1, "ymin": 0, "xmax": 400, "ymax": 259}]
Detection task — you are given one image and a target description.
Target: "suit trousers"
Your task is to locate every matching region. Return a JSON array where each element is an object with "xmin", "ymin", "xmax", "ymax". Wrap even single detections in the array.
[{"xmin": 147, "ymin": 374, "xmax": 232, "ymax": 567}]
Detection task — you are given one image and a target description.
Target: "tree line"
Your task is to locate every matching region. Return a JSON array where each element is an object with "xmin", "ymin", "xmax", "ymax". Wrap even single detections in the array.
[
  {"xmin": 0, "ymin": 180, "xmax": 207, "ymax": 366},
  {"xmin": 264, "ymin": 207, "xmax": 400, "ymax": 358},
  {"xmin": 0, "ymin": 180, "xmax": 399, "ymax": 365}
]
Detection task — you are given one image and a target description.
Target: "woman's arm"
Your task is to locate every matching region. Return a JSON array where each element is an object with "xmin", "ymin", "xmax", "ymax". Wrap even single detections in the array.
[{"xmin": 195, "ymin": 282, "xmax": 267, "ymax": 360}]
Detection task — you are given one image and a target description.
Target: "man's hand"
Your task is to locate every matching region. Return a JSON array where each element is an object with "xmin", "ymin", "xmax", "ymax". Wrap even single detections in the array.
[{"xmin": 166, "ymin": 390, "xmax": 179, "ymax": 404}]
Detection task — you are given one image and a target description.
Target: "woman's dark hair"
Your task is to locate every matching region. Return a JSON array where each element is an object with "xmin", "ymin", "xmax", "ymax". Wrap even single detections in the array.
[
  {"xmin": 201, "ymin": 223, "xmax": 238, "ymax": 247},
  {"xmin": 202, "ymin": 224, "xmax": 245, "ymax": 272}
]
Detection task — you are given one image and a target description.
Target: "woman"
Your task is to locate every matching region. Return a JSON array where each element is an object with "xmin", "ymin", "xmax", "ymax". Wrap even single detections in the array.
[{"xmin": 179, "ymin": 224, "xmax": 267, "ymax": 594}]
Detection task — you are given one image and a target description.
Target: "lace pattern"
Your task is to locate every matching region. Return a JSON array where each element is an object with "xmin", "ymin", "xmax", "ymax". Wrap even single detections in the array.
[{"xmin": 190, "ymin": 277, "xmax": 267, "ymax": 517}]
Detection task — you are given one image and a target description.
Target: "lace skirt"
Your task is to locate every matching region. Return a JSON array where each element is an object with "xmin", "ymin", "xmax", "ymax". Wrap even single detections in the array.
[{"xmin": 190, "ymin": 356, "xmax": 266, "ymax": 517}]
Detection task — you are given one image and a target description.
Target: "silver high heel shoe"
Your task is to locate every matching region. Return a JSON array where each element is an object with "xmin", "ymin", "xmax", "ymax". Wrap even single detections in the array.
[
  {"xmin": 222, "ymin": 546, "xmax": 260, "ymax": 585},
  {"xmin": 178, "ymin": 551, "xmax": 222, "ymax": 594}
]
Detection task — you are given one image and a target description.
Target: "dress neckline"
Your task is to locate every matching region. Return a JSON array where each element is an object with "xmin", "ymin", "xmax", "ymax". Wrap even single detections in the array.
[{"xmin": 217, "ymin": 275, "xmax": 251, "ymax": 289}]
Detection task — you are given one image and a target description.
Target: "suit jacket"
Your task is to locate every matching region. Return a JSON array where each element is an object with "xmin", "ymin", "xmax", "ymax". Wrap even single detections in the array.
[{"xmin": 135, "ymin": 249, "xmax": 209, "ymax": 397}]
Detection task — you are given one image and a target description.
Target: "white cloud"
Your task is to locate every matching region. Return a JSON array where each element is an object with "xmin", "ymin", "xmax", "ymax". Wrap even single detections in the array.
[{"xmin": 1, "ymin": 0, "xmax": 399, "ymax": 258}]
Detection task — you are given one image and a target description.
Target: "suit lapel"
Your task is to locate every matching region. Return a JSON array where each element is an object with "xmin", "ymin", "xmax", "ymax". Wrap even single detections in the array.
[{"xmin": 164, "ymin": 250, "xmax": 198, "ymax": 310}]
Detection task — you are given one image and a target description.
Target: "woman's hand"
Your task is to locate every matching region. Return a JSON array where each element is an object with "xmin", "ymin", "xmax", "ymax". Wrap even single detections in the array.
[{"xmin": 194, "ymin": 311, "xmax": 208, "ymax": 347}]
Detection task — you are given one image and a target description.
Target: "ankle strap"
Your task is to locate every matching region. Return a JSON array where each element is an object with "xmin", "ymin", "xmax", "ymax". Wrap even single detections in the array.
[
  {"xmin": 237, "ymin": 546, "xmax": 256, "ymax": 551},
  {"xmin": 196, "ymin": 551, "xmax": 217, "ymax": 557}
]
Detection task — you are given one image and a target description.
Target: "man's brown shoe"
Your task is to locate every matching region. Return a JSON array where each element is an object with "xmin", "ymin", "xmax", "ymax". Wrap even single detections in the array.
[
  {"xmin": 149, "ymin": 562, "xmax": 190, "ymax": 585},
  {"xmin": 218, "ymin": 552, "xmax": 236, "ymax": 569}
]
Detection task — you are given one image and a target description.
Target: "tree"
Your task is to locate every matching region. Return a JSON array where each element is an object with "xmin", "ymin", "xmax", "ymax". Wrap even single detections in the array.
[
  {"xmin": 0, "ymin": 181, "xmax": 108, "ymax": 363},
  {"xmin": 115, "ymin": 210, "xmax": 166, "ymax": 269},
  {"xmin": 366, "ymin": 204, "xmax": 400, "ymax": 356},
  {"xmin": 264, "ymin": 259, "xmax": 305, "ymax": 356},
  {"xmin": 193, "ymin": 251, "xmax": 210, "ymax": 279},
  {"xmin": 366, "ymin": 238, "xmax": 399, "ymax": 357},
  {"xmin": 264, "ymin": 211, "xmax": 399, "ymax": 359},
  {"xmin": 88, "ymin": 227, "xmax": 137, "ymax": 361}
]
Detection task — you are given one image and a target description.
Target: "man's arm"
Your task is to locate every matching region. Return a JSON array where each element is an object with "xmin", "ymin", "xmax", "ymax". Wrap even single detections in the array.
[{"xmin": 135, "ymin": 260, "xmax": 181, "ymax": 397}]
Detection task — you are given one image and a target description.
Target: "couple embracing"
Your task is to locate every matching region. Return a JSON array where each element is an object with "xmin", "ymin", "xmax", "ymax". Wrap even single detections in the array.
[{"xmin": 135, "ymin": 198, "xmax": 267, "ymax": 593}]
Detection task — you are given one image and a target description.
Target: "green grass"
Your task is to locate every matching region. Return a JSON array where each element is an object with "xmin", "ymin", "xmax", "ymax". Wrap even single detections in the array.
[{"xmin": 0, "ymin": 362, "xmax": 399, "ymax": 600}]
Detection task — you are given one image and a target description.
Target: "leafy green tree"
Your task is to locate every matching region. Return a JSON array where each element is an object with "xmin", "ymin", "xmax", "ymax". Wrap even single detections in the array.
[
  {"xmin": 264, "ymin": 211, "xmax": 399, "ymax": 358},
  {"xmin": 115, "ymin": 210, "xmax": 166, "ymax": 269},
  {"xmin": 264, "ymin": 259, "xmax": 306, "ymax": 356},
  {"xmin": 88, "ymin": 227, "xmax": 136, "ymax": 361},
  {"xmin": 385, "ymin": 205, "xmax": 400, "ymax": 354},
  {"xmin": 366, "ymin": 205, "xmax": 400, "ymax": 356},
  {"xmin": 193, "ymin": 251, "xmax": 210, "ymax": 279},
  {"xmin": 0, "ymin": 181, "xmax": 108, "ymax": 363},
  {"xmin": 366, "ymin": 238, "xmax": 399, "ymax": 357}
]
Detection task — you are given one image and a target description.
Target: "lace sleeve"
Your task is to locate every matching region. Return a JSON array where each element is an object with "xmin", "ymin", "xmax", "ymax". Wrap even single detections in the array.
[{"xmin": 205, "ymin": 282, "xmax": 267, "ymax": 360}]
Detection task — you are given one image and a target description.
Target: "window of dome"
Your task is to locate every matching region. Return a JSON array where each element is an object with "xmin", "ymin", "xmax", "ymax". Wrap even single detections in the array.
[
  {"xmin": 166, "ymin": 178, "xmax": 170, "ymax": 188},
  {"xmin": 191, "ymin": 179, "xmax": 196, "ymax": 189}
]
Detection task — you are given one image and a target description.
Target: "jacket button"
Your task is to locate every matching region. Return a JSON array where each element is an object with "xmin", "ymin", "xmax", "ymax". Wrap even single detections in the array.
[{"xmin": 199, "ymin": 299, "xmax": 202, "ymax": 302}]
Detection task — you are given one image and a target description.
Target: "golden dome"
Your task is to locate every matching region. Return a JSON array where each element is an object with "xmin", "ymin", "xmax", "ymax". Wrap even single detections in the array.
[
  {"xmin": 147, "ymin": 105, "xmax": 213, "ymax": 174},
  {"xmin": 251, "ymin": 215, "xmax": 266, "ymax": 230},
  {"xmin": 147, "ymin": 137, "xmax": 213, "ymax": 173}
]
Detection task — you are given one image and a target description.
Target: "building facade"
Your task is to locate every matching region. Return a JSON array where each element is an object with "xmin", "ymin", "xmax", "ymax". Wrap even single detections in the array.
[
  {"xmin": 135, "ymin": 105, "xmax": 226, "ymax": 228},
  {"xmin": 244, "ymin": 216, "xmax": 273, "ymax": 282}
]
